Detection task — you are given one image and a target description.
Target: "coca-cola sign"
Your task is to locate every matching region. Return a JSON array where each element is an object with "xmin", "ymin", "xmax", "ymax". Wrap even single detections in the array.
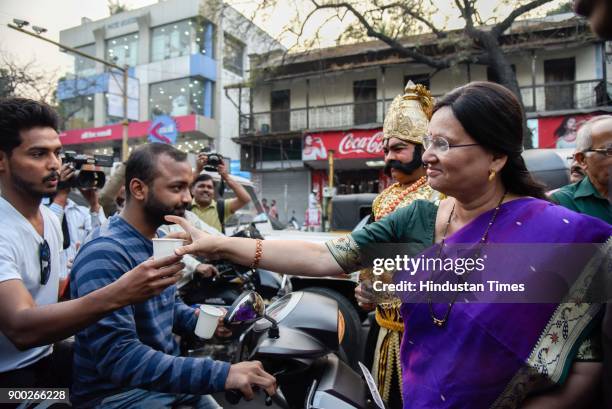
[
  {"xmin": 338, "ymin": 131, "xmax": 384, "ymax": 155},
  {"xmin": 303, "ymin": 128, "xmax": 384, "ymax": 160}
]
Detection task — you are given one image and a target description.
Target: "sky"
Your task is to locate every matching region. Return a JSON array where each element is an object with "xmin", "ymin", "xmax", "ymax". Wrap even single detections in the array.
[{"xmin": 0, "ymin": 0, "xmax": 567, "ymax": 80}]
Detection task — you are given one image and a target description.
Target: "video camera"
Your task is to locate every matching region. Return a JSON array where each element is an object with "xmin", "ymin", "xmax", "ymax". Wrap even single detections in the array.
[
  {"xmin": 199, "ymin": 148, "xmax": 225, "ymax": 172},
  {"xmin": 59, "ymin": 151, "xmax": 114, "ymax": 190}
]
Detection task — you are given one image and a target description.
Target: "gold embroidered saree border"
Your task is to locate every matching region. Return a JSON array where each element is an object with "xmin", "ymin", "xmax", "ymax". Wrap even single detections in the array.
[{"xmin": 491, "ymin": 239, "xmax": 611, "ymax": 409}]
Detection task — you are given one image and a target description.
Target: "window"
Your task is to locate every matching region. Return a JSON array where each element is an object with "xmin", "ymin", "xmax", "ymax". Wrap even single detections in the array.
[
  {"xmin": 149, "ymin": 77, "xmax": 214, "ymax": 118},
  {"xmin": 251, "ymin": 137, "xmax": 302, "ymax": 162},
  {"xmin": 74, "ymin": 44, "xmax": 96, "ymax": 77},
  {"xmin": 270, "ymin": 90, "xmax": 290, "ymax": 132},
  {"xmin": 61, "ymin": 96, "xmax": 94, "ymax": 130},
  {"xmin": 223, "ymin": 35, "xmax": 245, "ymax": 76},
  {"xmin": 354, "ymin": 79, "xmax": 377, "ymax": 125},
  {"xmin": 151, "ymin": 18, "xmax": 215, "ymax": 62},
  {"xmin": 106, "ymin": 33, "xmax": 139, "ymax": 67},
  {"xmin": 544, "ymin": 58, "xmax": 575, "ymax": 110}
]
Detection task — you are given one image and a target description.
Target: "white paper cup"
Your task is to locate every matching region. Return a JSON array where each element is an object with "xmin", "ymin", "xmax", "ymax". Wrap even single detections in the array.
[
  {"xmin": 195, "ymin": 305, "xmax": 225, "ymax": 339},
  {"xmin": 152, "ymin": 238, "xmax": 185, "ymax": 260}
]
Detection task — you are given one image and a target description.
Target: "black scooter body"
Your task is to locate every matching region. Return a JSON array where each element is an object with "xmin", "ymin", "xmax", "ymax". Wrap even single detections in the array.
[{"xmin": 235, "ymin": 291, "xmax": 378, "ymax": 409}]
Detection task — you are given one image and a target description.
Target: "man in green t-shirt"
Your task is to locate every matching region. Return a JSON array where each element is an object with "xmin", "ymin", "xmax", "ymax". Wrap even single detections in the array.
[
  {"xmin": 550, "ymin": 115, "xmax": 612, "ymax": 224},
  {"xmin": 191, "ymin": 154, "xmax": 251, "ymax": 233}
]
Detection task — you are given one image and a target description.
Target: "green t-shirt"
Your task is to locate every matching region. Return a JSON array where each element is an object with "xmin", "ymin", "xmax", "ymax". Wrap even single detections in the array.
[
  {"xmin": 550, "ymin": 177, "xmax": 612, "ymax": 224},
  {"xmin": 191, "ymin": 199, "xmax": 233, "ymax": 233}
]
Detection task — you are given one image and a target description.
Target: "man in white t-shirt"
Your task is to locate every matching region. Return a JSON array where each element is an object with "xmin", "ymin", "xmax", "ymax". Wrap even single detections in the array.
[{"xmin": 0, "ymin": 98, "xmax": 185, "ymax": 389}]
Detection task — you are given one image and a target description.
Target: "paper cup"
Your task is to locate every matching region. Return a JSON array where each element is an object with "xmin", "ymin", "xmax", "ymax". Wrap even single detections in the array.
[
  {"xmin": 152, "ymin": 238, "xmax": 185, "ymax": 260},
  {"xmin": 195, "ymin": 305, "xmax": 225, "ymax": 339}
]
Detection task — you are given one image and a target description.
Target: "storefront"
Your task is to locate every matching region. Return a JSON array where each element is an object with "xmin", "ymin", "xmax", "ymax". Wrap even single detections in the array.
[
  {"xmin": 59, "ymin": 114, "xmax": 213, "ymax": 158},
  {"xmin": 303, "ymin": 127, "xmax": 391, "ymax": 203}
]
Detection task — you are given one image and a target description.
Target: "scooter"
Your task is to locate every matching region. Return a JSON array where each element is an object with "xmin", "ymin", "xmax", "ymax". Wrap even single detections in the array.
[
  {"xmin": 179, "ymin": 221, "xmax": 363, "ymax": 370},
  {"xmin": 221, "ymin": 290, "xmax": 387, "ymax": 409}
]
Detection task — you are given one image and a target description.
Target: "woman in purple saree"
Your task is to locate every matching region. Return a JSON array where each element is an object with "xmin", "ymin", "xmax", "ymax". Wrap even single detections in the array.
[
  {"xmin": 167, "ymin": 82, "xmax": 611, "ymax": 408},
  {"xmin": 396, "ymin": 197, "xmax": 611, "ymax": 408}
]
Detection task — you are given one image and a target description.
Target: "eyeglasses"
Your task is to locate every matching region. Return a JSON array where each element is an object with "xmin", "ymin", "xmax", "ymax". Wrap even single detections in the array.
[
  {"xmin": 39, "ymin": 240, "xmax": 51, "ymax": 285},
  {"xmin": 423, "ymin": 135, "xmax": 480, "ymax": 153},
  {"xmin": 583, "ymin": 147, "xmax": 612, "ymax": 157}
]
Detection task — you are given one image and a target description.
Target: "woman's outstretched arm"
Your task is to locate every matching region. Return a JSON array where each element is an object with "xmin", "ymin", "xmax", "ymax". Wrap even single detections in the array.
[{"xmin": 165, "ymin": 215, "xmax": 346, "ymax": 277}]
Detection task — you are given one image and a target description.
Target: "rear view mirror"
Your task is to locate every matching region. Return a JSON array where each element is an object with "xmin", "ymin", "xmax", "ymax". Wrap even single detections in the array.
[{"xmin": 224, "ymin": 291, "xmax": 265, "ymax": 325}]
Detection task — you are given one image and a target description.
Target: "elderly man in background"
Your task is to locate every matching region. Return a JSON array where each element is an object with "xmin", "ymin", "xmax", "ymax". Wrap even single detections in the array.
[{"xmin": 551, "ymin": 115, "xmax": 612, "ymax": 224}]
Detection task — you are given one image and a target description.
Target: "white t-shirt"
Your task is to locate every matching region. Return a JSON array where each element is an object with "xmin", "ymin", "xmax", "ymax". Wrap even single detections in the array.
[{"xmin": 0, "ymin": 196, "xmax": 62, "ymax": 373}]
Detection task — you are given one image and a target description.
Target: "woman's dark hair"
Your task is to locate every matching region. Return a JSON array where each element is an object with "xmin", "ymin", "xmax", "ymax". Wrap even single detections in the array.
[
  {"xmin": 0, "ymin": 97, "xmax": 59, "ymax": 155},
  {"xmin": 433, "ymin": 81, "xmax": 546, "ymax": 199},
  {"xmin": 125, "ymin": 143, "xmax": 187, "ymax": 198},
  {"xmin": 553, "ymin": 116, "xmax": 574, "ymax": 139}
]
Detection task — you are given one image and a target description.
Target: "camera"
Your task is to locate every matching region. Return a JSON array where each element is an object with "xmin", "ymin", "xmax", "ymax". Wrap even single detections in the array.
[
  {"xmin": 199, "ymin": 149, "xmax": 224, "ymax": 172},
  {"xmin": 59, "ymin": 151, "xmax": 114, "ymax": 190}
]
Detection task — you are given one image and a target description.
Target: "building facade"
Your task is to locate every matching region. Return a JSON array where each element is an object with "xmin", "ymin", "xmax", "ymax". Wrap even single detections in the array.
[
  {"xmin": 57, "ymin": 0, "xmax": 282, "ymax": 167},
  {"xmin": 229, "ymin": 13, "xmax": 611, "ymax": 224}
]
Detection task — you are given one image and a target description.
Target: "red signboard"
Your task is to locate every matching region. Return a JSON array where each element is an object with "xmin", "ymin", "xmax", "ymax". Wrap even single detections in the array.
[
  {"xmin": 536, "ymin": 114, "xmax": 596, "ymax": 149},
  {"xmin": 59, "ymin": 115, "xmax": 198, "ymax": 146},
  {"xmin": 303, "ymin": 128, "xmax": 384, "ymax": 161}
]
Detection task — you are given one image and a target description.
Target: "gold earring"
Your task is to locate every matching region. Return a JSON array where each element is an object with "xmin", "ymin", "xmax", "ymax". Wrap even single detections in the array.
[{"xmin": 488, "ymin": 169, "xmax": 496, "ymax": 182}]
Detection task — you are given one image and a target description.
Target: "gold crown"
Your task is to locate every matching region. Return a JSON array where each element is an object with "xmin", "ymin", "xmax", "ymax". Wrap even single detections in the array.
[{"xmin": 383, "ymin": 81, "xmax": 434, "ymax": 145}]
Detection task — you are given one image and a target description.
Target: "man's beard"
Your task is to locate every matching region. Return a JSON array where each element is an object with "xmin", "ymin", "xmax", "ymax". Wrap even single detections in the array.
[
  {"xmin": 383, "ymin": 144, "xmax": 423, "ymax": 177},
  {"xmin": 12, "ymin": 170, "xmax": 59, "ymax": 199},
  {"xmin": 143, "ymin": 191, "xmax": 187, "ymax": 228}
]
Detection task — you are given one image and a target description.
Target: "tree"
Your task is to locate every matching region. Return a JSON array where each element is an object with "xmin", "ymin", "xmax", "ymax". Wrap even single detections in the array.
[
  {"xmin": 546, "ymin": 1, "xmax": 573, "ymax": 15},
  {"xmin": 0, "ymin": 52, "xmax": 58, "ymax": 103},
  {"xmin": 249, "ymin": 0, "xmax": 566, "ymax": 147},
  {"xmin": 108, "ymin": 0, "xmax": 129, "ymax": 15},
  {"xmin": 0, "ymin": 49, "xmax": 100, "ymax": 131}
]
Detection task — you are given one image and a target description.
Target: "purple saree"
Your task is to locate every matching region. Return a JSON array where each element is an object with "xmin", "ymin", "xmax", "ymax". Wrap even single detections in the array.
[{"xmin": 396, "ymin": 198, "xmax": 611, "ymax": 409}]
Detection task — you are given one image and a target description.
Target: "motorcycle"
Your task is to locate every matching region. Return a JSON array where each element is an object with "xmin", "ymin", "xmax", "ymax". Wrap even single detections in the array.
[
  {"xmin": 179, "ymin": 221, "xmax": 363, "ymax": 370},
  {"xmin": 219, "ymin": 290, "xmax": 386, "ymax": 409},
  {"xmin": 178, "ymin": 221, "xmax": 292, "ymax": 359}
]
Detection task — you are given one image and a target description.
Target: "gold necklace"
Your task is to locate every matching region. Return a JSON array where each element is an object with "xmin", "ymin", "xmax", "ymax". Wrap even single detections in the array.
[
  {"xmin": 375, "ymin": 176, "xmax": 427, "ymax": 221},
  {"xmin": 428, "ymin": 191, "xmax": 507, "ymax": 327}
]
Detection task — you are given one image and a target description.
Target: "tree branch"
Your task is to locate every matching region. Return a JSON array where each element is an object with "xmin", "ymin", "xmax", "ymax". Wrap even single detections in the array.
[
  {"xmin": 492, "ymin": 0, "xmax": 554, "ymax": 37},
  {"xmin": 377, "ymin": 2, "xmax": 446, "ymax": 38},
  {"xmin": 311, "ymin": 0, "xmax": 448, "ymax": 69}
]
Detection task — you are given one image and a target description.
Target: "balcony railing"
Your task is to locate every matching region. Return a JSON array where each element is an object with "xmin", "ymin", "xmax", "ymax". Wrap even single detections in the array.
[
  {"xmin": 520, "ymin": 79, "xmax": 611, "ymax": 112},
  {"xmin": 240, "ymin": 98, "xmax": 394, "ymax": 136},
  {"xmin": 240, "ymin": 79, "xmax": 611, "ymax": 137}
]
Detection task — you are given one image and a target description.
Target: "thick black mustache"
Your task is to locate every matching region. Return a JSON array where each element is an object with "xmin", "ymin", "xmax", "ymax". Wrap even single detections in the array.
[
  {"xmin": 42, "ymin": 171, "xmax": 60, "ymax": 183},
  {"xmin": 383, "ymin": 145, "xmax": 423, "ymax": 176}
]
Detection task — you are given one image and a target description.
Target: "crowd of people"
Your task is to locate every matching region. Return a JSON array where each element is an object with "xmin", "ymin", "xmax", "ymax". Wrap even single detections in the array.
[
  {"xmin": 0, "ymin": 100, "xmax": 264, "ymax": 408},
  {"xmin": 0, "ymin": 1, "xmax": 610, "ymax": 408}
]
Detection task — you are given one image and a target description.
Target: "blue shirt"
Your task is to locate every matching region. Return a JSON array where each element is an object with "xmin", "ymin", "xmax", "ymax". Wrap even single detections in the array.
[{"xmin": 70, "ymin": 215, "xmax": 230, "ymax": 407}]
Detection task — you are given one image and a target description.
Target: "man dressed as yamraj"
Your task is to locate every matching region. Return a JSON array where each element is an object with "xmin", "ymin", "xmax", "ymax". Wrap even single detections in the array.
[{"xmin": 356, "ymin": 81, "xmax": 439, "ymax": 408}]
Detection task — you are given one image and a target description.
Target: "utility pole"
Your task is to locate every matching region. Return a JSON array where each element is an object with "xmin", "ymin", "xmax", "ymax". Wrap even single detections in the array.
[
  {"xmin": 322, "ymin": 149, "xmax": 335, "ymax": 231},
  {"xmin": 8, "ymin": 22, "xmax": 131, "ymax": 161}
]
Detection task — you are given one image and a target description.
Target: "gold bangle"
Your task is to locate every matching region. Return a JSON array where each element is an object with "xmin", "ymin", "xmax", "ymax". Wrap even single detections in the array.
[{"xmin": 250, "ymin": 239, "xmax": 263, "ymax": 269}]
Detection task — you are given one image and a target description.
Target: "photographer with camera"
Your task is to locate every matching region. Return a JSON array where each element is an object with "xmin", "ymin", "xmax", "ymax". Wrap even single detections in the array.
[
  {"xmin": 48, "ymin": 161, "xmax": 107, "ymax": 281},
  {"xmin": 191, "ymin": 151, "xmax": 251, "ymax": 233}
]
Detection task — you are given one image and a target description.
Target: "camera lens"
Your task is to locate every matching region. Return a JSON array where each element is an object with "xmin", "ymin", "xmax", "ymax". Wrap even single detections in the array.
[{"xmin": 75, "ymin": 171, "xmax": 106, "ymax": 189}]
